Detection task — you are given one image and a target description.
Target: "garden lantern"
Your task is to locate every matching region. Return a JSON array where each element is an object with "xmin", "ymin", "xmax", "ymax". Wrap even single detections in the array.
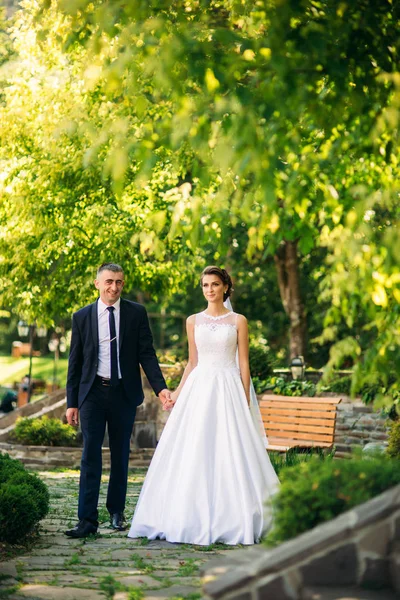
[
  {"xmin": 36, "ymin": 325, "xmax": 48, "ymax": 338},
  {"xmin": 17, "ymin": 320, "xmax": 29, "ymax": 337},
  {"xmin": 48, "ymin": 333, "xmax": 65, "ymax": 391},
  {"xmin": 17, "ymin": 321, "xmax": 48, "ymax": 403},
  {"xmin": 290, "ymin": 356, "xmax": 305, "ymax": 380}
]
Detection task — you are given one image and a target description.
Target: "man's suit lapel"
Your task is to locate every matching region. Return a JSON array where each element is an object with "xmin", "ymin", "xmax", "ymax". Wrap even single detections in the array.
[
  {"xmin": 119, "ymin": 299, "xmax": 126, "ymax": 351},
  {"xmin": 91, "ymin": 300, "xmax": 99, "ymax": 353}
]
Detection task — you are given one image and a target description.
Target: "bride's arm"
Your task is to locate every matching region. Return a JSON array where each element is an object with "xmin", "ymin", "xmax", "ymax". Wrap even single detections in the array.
[
  {"xmin": 237, "ymin": 315, "xmax": 251, "ymax": 406},
  {"xmin": 170, "ymin": 315, "xmax": 198, "ymax": 403}
]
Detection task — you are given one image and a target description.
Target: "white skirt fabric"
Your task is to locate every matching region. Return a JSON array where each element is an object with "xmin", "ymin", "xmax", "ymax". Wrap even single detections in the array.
[{"xmin": 128, "ymin": 364, "xmax": 279, "ymax": 545}]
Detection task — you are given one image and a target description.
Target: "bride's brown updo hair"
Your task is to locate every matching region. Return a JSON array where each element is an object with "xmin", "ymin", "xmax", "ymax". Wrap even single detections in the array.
[{"xmin": 200, "ymin": 266, "xmax": 234, "ymax": 302}]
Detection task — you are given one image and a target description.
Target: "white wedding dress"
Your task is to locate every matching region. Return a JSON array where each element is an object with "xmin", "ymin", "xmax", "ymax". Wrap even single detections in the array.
[{"xmin": 128, "ymin": 311, "xmax": 279, "ymax": 545}]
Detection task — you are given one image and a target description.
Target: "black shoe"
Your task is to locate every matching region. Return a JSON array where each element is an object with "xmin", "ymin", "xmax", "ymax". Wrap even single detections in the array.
[
  {"xmin": 65, "ymin": 519, "xmax": 97, "ymax": 538},
  {"xmin": 110, "ymin": 512, "xmax": 126, "ymax": 531}
]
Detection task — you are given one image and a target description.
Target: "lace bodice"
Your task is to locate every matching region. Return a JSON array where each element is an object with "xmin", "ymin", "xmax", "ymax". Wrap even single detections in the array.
[{"xmin": 195, "ymin": 311, "xmax": 238, "ymax": 369}]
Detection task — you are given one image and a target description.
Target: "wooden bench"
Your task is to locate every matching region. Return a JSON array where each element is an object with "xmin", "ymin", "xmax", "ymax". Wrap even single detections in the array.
[{"xmin": 259, "ymin": 394, "xmax": 342, "ymax": 452}]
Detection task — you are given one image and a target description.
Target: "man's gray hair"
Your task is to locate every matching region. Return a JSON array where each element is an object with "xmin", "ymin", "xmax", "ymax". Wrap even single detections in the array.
[{"xmin": 96, "ymin": 263, "xmax": 124, "ymax": 278}]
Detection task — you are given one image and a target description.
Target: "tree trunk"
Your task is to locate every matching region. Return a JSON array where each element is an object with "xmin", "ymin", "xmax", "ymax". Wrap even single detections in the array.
[{"xmin": 274, "ymin": 240, "xmax": 307, "ymax": 359}]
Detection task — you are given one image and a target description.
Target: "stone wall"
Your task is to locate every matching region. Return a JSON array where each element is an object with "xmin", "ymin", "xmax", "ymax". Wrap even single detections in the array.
[
  {"xmin": 334, "ymin": 397, "xmax": 389, "ymax": 458},
  {"xmin": 0, "ymin": 441, "xmax": 155, "ymax": 469},
  {"xmin": 201, "ymin": 484, "xmax": 400, "ymax": 599}
]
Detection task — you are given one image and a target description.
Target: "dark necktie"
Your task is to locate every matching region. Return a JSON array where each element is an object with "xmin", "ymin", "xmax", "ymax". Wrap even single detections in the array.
[{"xmin": 107, "ymin": 306, "xmax": 118, "ymax": 386}]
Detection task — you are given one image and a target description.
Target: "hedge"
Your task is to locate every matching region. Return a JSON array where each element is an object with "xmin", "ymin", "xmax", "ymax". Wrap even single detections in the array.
[
  {"xmin": 0, "ymin": 453, "xmax": 50, "ymax": 544},
  {"xmin": 265, "ymin": 454, "xmax": 400, "ymax": 545},
  {"xmin": 12, "ymin": 415, "xmax": 78, "ymax": 447}
]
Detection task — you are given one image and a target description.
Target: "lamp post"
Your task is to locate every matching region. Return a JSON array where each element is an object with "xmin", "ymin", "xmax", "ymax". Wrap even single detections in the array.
[
  {"xmin": 17, "ymin": 321, "xmax": 47, "ymax": 403},
  {"xmin": 48, "ymin": 334, "xmax": 66, "ymax": 392},
  {"xmin": 290, "ymin": 355, "xmax": 305, "ymax": 380}
]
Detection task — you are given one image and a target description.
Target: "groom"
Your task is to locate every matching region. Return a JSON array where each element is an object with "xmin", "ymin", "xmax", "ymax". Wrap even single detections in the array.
[{"xmin": 65, "ymin": 262, "xmax": 170, "ymax": 538}]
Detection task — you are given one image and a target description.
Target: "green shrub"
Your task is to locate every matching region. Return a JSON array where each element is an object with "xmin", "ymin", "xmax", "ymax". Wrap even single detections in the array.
[
  {"xmin": 268, "ymin": 447, "xmax": 331, "ymax": 477},
  {"xmin": 164, "ymin": 366, "xmax": 184, "ymax": 390},
  {"xmin": 387, "ymin": 420, "xmax": 400, "ymax": 458},
  {"xmin": 0, "ymin": 484, "xmax": 40, "ymax": 544},
  {"xmin": 157, "ymin": 347, "xmax": 187, "ymax": 364},
  {"xmin": 0, "ymin": 452, "xmax": 25, "ymax": 483},
  {"xmin": 320, "ymin": 376, "xmax": 400, "ymax": 418},
  {"xmin": 249, "ymin": 339, "xmax": 274, "ymax": 381},
  {"xmin": 263, "ymin": 376, "xmax": 316, "ymax": 397},
  {"xmin": 7, "ymin": 471, "xmax": 49, "ymax": 520},
  {"xmin": 321, "ymin": 376, "xmax": 352, "ymax": 396},
  {"xmin": 12, "ymin": 416, "xmax": 78, "ymax": 447},
  {"xmin": 265, "ymin": 455, "xmax": 400, "ymax": 545},
  {"xmin": 0, "ymin": 454, "xmax": 50, "ymax": 544}
]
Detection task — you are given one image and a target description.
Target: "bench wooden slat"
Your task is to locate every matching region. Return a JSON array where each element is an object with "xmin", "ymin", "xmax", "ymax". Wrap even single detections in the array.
[
  {"xmin": 267, "ymin": 438, "xmax": 333, "ymax": 450},
  {"xmin": 267, "ymin": 444, "xmax": 291, "ymax": 451},
  {"xmin": 264, "ymin": 415, "xmax": 336, "ymax": 428},
  {"xmin": 260, "ymin": 401, "xmax": 338, "ymax": 412},
  {"xmin": 266, "ymin": 422, "xmax": 334, "ymax": 436},
  {"xmin": 268, "ymin": 436, "xmax": 334, "ymax": 446},
  {"xmin": 265, "ymin": 429, "xmax": 333, "ymax": 443},
  {"xmin": 261, "ymin": 408, "xmax": 336, "ymax": 420},
  {"xmin": 262, "ymin": 395, "xmax": 342, "ymax": 452},
  {"xmin": 261, "ymin": 394, "xmax": 341, "ymax": 405}
]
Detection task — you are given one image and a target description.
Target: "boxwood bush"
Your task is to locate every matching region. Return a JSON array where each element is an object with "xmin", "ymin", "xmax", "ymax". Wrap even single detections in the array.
[
  {"xmin": 0, "ymin": 453, "xmax": 50, "ymax": 543},
  {"xmin": 387, "ymin": 420, "xmax": 400, "ymax": 459},
  {"xmin": 12, "ymin": 415, "xmax": 79, "ymax": 447},
  {"xmin": 265, "ymin": 454, "xmax": 400, "ymax": 545}
]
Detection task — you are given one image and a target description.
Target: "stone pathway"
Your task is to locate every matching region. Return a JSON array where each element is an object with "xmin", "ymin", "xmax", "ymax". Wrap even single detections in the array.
[{"xmin": 0, "ymin": 469, "xmax": 244, "ymax": 599}]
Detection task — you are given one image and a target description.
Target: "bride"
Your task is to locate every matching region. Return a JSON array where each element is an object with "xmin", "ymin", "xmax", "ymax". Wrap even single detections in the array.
[{"xmin": 128, "ymin": 266, "xmax": 279, "ymax": 545}]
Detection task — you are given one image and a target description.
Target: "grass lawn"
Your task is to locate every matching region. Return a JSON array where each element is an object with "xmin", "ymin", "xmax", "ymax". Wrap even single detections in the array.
[{"xmin": 0, "ymin": 355, "xmax": 68, "ymax": 388}]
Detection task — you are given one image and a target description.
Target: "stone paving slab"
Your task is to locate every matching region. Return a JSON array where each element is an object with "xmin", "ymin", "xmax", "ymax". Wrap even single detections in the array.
[
  {"xmin": 17, "ymin": 557, "xmax": 71, "ymax": 570},
  {"xmin": 10, "ymin": 584, "xmax": 105, "ymax": 599},
  {"xmin": 21, "ymin": 574, "xmax": 101, "ymax": 586},
  {"xmin": 114, "ymin": 585, "xmax": 201, "ymax": 600},
  {"xmin": 0, "ymin": 560, "xmax": 18, "ymax": 577},
  {"xmin": 141, "ymin": 584, "xmax": 201, "ymax": 598},
  {"xmin": 0, "ymin": 575, "xmax": 19, "ymax": 596},
  {"xmin": 114, "ymin": 574, "xmax": 161, "ymax": 587},
  {"xmin": 1, "ymin": 469, "xmax": 247, "ymax": 599}
]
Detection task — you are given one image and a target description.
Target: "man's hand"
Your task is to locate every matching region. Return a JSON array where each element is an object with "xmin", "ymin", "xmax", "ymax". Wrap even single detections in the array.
[
  {"xmin": 66, "ymin": 408, "xmax": 79, "ymax": 426},
  {"xmin": 158, "ymin": 389, "xmax": 173, "ymax": 411},
  {"xmin": 158, "ymin": 388, "xmax": 170, "ymax": 404},
  {"xmin": 158, "ymin": 388, "xmax": 176, "ymax": 411}
]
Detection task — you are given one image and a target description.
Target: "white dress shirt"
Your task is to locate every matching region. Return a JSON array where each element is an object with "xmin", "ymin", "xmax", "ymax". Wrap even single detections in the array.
[{"xmin": 97, "ymin": 298, "xmax": 122, "ymax": 379}]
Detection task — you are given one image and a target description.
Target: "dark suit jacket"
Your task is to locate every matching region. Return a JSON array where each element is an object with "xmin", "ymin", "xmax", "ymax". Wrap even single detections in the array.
[{"xmin": 66, "ymin": 298, "xmax": 166, "ymax": 409}]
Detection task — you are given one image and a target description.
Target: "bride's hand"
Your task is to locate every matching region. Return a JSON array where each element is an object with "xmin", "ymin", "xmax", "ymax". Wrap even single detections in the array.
[{"xmin": 162, "ymin": 390, "xmax": 178, "ymax": 411}]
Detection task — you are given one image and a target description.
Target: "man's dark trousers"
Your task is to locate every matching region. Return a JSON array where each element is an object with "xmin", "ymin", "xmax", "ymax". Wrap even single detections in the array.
[{"xmin": 78, "ymin": 379, "xmax": 136, "ymax": 526}]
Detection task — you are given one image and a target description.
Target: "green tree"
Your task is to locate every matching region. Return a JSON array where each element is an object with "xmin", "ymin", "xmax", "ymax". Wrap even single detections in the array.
[
  {"xmin": 34, "ymin": 0, "xmax": 397, "ymax": 359},
  {"xmin": 0, "ymin": 3, "xmax": 206, "ymax": 323},
  {"xmin": 1, "ymin": 0, "xmax": 399, "ymax": 395}
]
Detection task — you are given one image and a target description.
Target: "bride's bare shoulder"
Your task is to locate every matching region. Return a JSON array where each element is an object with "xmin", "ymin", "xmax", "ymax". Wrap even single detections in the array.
[
  {"xmin": 186, "ymin": 314, "xmax": 197, "ymax": 325},
  {"xmin": 235, "ymin": 313, "xmax": 248, "ymax": 326}
]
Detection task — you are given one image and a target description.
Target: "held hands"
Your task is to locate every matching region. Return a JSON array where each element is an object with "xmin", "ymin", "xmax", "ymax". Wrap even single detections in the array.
[
  {"xmin": 158, "ymin": 389, "xmax": 177, "ymax": 411},
  {"xmin": 66, "ymin": 408, "xmax": 79, "ymax": 426},
  {"xmin": 165, "ymin": 390, "xmax": 179, "ymax": 411}
]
